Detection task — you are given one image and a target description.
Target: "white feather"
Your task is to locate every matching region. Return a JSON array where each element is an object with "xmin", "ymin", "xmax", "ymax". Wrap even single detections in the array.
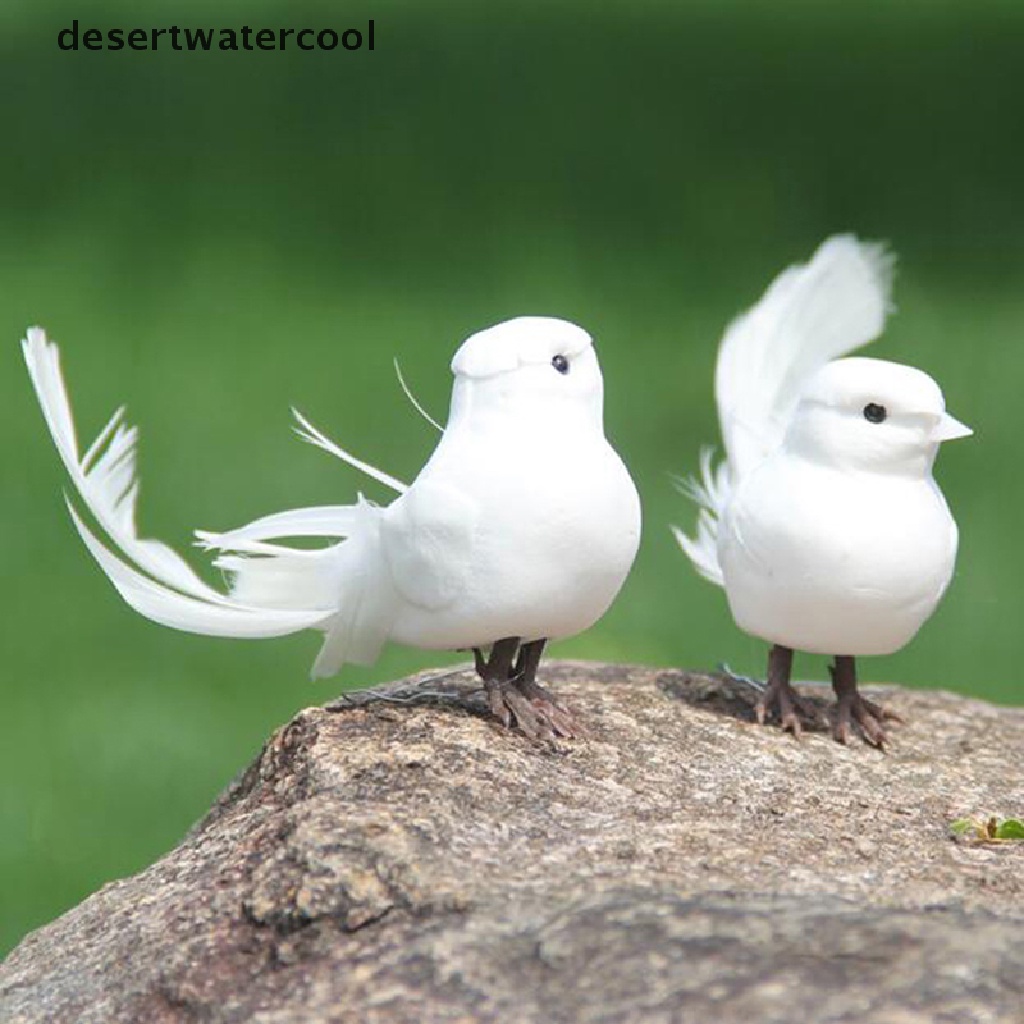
[
  {"xmin": 291, "ymin": 408, "xmax": 408, "ymax": 494},
  {"xmin": 195, "ymin": 505, "xmax": 365, "ymax": 550},
  {"xmin": 309, "ymin": 501, "xmax": 396, "ymax": 675},
  {"xmin": 670, "ymin": 447, "xmax": 728, "ymax": 586},
  {"xmin": 716, "ymin": 235, "xmax": 893, "ymax": 480},
  {"xmin": 22, "ymin": 327, "xmax": 393, "ymax": 664},
  {"xmin": 674, "ymin": 236, "xmax": 894, "ymax": 587},
  {"xmin": 66, "ymin": 500, "xmax": 330, "ymax": 637},
  {"xmin": 22, "ymin": 329, "xmax": 239, "ymax": 605},
  {"xmin": 198, "ymin": 495, "xmax": 393, "ymax": 664}
]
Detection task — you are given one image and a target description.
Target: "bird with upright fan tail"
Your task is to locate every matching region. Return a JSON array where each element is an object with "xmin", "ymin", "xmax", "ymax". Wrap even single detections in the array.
[
  {"xmin": 674, "ymin": 236, "xmax": 971, "ymax": 746},
  {"xmin": 23, "ymin": 317, "xmax": 641, "ymax": 741}
]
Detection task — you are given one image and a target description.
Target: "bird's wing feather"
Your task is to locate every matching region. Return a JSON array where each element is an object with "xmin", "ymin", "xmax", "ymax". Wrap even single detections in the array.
[
  {"xmin": 380, "ymin": 479, "xmax": 478, "ymax": 611},
  {"xmin": 715, "ymin": 235, "xmax": 894, "ymax": 480}
]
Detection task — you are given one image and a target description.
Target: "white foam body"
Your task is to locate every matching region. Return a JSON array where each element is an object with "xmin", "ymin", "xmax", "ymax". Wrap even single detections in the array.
[
  {"xmin": 719, "ymin": 430, "xmax": 958, "ymax": 656},
  {"xmin": 387, "ymin": 352, "xmax": 640, "ymax": 648}
]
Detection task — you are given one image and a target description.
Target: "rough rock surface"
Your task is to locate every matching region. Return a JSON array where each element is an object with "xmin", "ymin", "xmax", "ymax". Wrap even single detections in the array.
[{"xmin": 2, "ymin": 662, "xmax": 1023, "ymax": 1024}]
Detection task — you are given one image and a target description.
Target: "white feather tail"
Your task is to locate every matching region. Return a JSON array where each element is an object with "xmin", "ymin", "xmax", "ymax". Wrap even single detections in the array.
[
  {"xmin": 198, "ymin": 496, "xmax": 397, "ymax": 673},
  {"xmin": 23, "ymin": 328, "xmax": 398, "ymax": 672},
  {"xmin": 671, "ymin": 447, "xmax": 729, "ymax": 587}
]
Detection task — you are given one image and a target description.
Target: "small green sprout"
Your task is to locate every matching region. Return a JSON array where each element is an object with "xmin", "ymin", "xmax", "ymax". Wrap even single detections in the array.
[{"xmin": 950, "ymin": 816, "xmax": 1024, "ymax": 843}]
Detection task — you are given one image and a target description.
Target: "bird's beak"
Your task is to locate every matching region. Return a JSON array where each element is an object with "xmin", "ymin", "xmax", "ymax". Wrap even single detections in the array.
[{"xmin": 932, "ymin": 412, "xmax": 973, "ymax": 442}]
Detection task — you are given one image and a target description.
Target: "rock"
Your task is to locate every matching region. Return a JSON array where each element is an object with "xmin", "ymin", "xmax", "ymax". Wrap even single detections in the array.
[{"xmin": 2, "ymin": 662, "xmax": 1023, "ymax": 1024}]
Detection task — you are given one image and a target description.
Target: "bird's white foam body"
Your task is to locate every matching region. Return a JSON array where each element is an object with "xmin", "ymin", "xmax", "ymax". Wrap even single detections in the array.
[
  {"xmin": 24, "ymin": 316, "xmax": 641, "ymax": 677},
  {"xmin": 674, "ymin": 236, "xmax": 970, "ymax": 656}
]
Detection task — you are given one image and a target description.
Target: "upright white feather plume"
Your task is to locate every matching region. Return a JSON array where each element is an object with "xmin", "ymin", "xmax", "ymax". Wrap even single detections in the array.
[
  {"xmin": 22, "ymin": 328, "xmax": 397, "ymax": 668},
  {"xmin": 673, "ymin": 235, "xmax": 895, "ymax": 586}
]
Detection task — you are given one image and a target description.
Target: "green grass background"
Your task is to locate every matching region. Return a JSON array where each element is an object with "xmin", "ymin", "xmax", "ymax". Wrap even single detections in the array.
[{"xmin": 2, "ymin": 0, "xmax": 1021, "ymax": 954}]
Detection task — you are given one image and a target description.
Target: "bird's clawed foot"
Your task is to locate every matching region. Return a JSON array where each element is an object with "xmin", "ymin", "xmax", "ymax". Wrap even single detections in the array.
[
  {"xmin": 829, "ymin": 657, "xmax": 903, "ymax": 748},
  {"xmin": 746, "ymin": 648, "xmax": 903, "ymax": 747},
  {"xmin": 833, "ymin": 690, "xmax": 889, "ymax": 748},
  {"xmin": 755, "ymin": 680, "xmax": 820, "ymax": 737},
  {"xmin": 484, "ymin": 678, "xmax": 578, "ymax": 741},
  {"xmin": 475, "ymin": 638, "xmax": 579, "ymax": 741},
  {"xmin": 753, "ymin": 644, "xmax": 821, "ymax": 737}
]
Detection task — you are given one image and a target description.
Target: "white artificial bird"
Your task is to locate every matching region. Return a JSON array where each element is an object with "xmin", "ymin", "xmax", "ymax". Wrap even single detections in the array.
[
  {"xmin": 23, "ymin": 317, "xmax": 642, "ymax": 740},
  {"xmin": 674, "ymin": 236, "xmax": 972, "ymax": 746}
]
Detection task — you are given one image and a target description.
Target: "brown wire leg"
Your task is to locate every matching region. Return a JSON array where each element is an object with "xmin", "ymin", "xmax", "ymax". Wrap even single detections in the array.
[{"xmin": 755, "ymin": 644, "xmax": 820, "ymax": 737}]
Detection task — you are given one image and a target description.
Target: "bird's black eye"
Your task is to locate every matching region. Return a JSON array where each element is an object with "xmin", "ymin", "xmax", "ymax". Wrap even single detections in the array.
[
  {"xmin": 551, "ymin": 354, "xmax": 570, "ymax": 375},
  {"xmin": 863, "ymin": 402, "xmax": 887, "ymax": 424}
]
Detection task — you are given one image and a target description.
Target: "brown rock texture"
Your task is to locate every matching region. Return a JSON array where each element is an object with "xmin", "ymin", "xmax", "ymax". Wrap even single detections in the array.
[{"xmin": 2, "ymin": 662, "xmax": 1023, "ymax": 1024}]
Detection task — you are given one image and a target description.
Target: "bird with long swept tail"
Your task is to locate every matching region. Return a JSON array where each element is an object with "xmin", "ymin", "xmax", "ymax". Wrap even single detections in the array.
[
  {"xmin": 23, "ymin": 317, "xmax": 641, "ymax": 741},
  {"xmin": 674, "ymin": 236, "xmax": 971, "ymax": 746}
]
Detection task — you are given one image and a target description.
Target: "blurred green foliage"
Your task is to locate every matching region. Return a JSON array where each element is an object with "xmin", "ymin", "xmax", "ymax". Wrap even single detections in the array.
[{"xmin": 2, "ymin": 0, "xmax": 1022, "ymax": 955}]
